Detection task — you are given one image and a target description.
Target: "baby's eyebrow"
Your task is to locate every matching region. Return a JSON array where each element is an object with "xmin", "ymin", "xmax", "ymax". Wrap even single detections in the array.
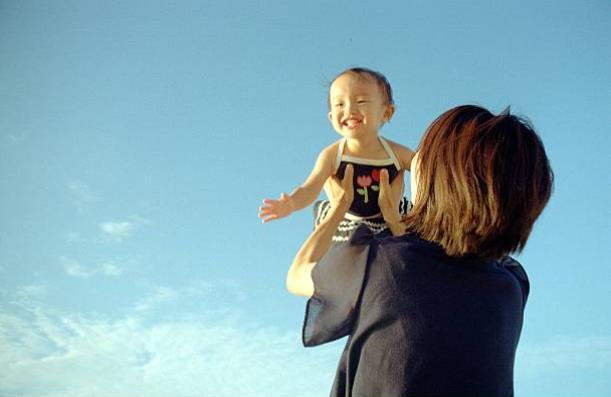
[{"xmin": 331, "ymin": 93, "xmax": 369, "ymax": 100}]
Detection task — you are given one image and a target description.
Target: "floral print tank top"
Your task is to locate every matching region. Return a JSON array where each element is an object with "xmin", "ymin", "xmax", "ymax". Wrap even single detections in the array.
[{"xmin": 334, "ymin": 137, "xmax": 401, "ymax": 218}]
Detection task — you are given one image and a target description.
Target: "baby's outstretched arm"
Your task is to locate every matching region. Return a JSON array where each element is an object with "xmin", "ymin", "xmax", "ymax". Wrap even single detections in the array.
[{"xmin": 259, "ymin": 144, "xmax": 336, "ymax": 223}]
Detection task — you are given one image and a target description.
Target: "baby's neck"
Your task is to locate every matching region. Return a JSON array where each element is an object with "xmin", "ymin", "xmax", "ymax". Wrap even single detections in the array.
[{"xmin": 345, "ymin": 135, "xmax": 387, "ymax": 158}]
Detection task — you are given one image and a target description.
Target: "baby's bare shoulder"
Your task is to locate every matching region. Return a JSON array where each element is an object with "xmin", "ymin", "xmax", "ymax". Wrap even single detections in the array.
[
  {"xmin": 318, "ymin": 140, "xmax": 342, "ymax": 162},
  {"xmin": 313, "ymin": 140, "xmax": 342, "ymax": 172},
  {"xmin": 385, "ymin": 138, "xmax": 415, "ymax": 169}
]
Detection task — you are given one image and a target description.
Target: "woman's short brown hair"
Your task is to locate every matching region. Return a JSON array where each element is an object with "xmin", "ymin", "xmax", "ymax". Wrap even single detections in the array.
[{"xmin": 403, "ymin": 105, "xmax": 554, "ymax": 260}]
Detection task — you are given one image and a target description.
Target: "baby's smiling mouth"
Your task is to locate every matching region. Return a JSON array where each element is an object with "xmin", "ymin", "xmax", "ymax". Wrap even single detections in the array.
[{"xmin": 343, "ymin": 118, "xmax": 362, "ymax": 128}]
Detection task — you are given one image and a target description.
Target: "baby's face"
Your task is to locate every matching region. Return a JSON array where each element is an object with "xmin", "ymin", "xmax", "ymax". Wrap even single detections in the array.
[{"xmin": 328, "ymin": 73, "xmax": 393, "ymax": 140}]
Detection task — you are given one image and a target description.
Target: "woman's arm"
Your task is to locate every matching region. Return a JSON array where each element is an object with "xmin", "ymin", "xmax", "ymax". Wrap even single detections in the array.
[{"xmin": 286, "ymin": 165, "xmax": 354, "ymax": 297}]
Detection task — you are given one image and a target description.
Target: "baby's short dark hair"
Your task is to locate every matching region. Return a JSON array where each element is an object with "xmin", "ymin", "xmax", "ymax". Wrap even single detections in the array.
[{"xmin": 329, "ymin": 67, "xmax": 394, "ymax": 107}]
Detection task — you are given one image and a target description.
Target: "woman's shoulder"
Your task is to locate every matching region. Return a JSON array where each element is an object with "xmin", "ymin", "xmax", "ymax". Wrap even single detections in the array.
[
  {"xmin": 377, "ymin": 234, "xmax": 525, "ymax": 273},
  {"xmin": 498, "ymin": 257, "xmax": 530, "ymax": 305},
  {"xmin": 379, "ymin": 232, "xmax": 435, "ymax": 246},
  {"xmin": 377, "ymin": 235, "xmax": 529, "ymax": 301},
  {"xmin": 377, "ymin": 232, "xmax": 446, "ymax": 257}
]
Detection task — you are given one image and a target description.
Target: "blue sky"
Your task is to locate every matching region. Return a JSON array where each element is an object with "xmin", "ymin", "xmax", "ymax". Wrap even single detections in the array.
[{"xmin": 1, "ymin": 1, "xmax": 610, "ymax": 396}]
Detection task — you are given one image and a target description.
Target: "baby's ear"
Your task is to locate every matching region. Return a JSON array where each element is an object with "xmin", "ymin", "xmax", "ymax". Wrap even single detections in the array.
[
  {"xmin": 385, "ymin": 104, "xmax": 396, "ymax": 121},
  {"xmin": 328, "ymin": 111, "xmax": 333, "ymax": 121}
]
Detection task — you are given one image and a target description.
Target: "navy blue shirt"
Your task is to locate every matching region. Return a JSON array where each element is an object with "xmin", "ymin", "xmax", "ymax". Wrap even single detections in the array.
[
  {"xmin": 335, "ymin": 160, "xmax": 399, "ymax": 218},
  {"xmin": 303, "ymin": 228, "xmax": 529, "ymax": 397}
]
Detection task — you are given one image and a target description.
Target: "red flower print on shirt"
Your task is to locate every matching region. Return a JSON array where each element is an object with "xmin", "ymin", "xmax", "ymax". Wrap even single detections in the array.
[
  {"xmin": 356, "ymin": 175, "xmax": 375, "ymax": 203},
  {"xmin": 356, "ymin": 175, "xmax": 372, "ymax": 188},
  {"xmin": 371, "ymin": 168, "xmax": 381, "ymax": 182}
]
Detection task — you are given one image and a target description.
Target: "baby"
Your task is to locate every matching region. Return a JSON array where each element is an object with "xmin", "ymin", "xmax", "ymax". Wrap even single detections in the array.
[{"xmin": 259, "ymin": 67, "xmax": 414, "ymax": 241}]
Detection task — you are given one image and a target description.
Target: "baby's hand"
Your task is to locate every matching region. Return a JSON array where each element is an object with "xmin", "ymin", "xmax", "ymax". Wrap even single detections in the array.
[{"xmin": 259, "ymin": 193, "xmax": 294, "ymax": 223}]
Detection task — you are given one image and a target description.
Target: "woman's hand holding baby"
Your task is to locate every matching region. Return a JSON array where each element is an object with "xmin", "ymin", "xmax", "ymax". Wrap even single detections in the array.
[
  {"xmin": 379, "ymin": 168, "xmax": 406, "ymax": 236},
  {"xmin": 323, "ymin": 164, "xmax": 354, "ymax": 214}
]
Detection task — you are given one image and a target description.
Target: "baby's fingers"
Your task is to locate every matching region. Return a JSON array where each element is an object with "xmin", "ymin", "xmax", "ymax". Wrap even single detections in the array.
[
  {"xmin": 259, "ymin": 203, "xmax": 280, "ymax": 221},
  {"xmin": 262, "ymin": 198, "xmax": 278, "ymax": 205},
  {"xmin": 261, "ymin": 214, "xmax": 278, "ymax": 223},
  {"xmin": 258, "ymin": 205, "xmax": 273, "ymax": 215}
]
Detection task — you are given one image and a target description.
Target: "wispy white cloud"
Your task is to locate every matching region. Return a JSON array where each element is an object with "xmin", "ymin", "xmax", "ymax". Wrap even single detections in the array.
[
  {"xmin": 60, "ymin": 257, "xmax": 123, "ymax": 279},
  {"xmin": 67, "ymin": 181, "xmax": 101, "ymax": 213},
  {"xmin": 514, "ymin": 335, "xmax": 611, "ymax": 396},
  {"xmin": 128, "ymin": 215, "xmax": 152, "ymax": 226},
  {"xmin": 0, "ymin": 283, "xmax": 340, "ymax": 397},
  {"xmin": 6, "ymin": 279, "xmax": 608, "ymax": 397},
  {"xmin": 132, "ymin": 286, "xmax": 179, "ymax": 313},
  {"xmin": 99, "ymin": 216, "xmax": 151, "ymax": 243},
  {"xmin": 61, "ymin": 256, "xmax": 94, "ymax": 278},
  {"xmin": 99, "ymin": 221, "xmax": 135, "ymax": 242},
  {"xmin": 14, "ymin": 284, "xmax": 48, "ymax": 300},
  {"xmin": 6, "ymin": 133, "xmax": 26, "ymax": 143},
  {"xmin": 100, "ymin": 261, "xmax": 122, "ymax": 276},
  {"xmin": 65, "ymin": 232, "xmax": 85, "ymax": 243},
  {"xmin": 516, "ymin": 335, "xmax": 611, "ymax": 375}
]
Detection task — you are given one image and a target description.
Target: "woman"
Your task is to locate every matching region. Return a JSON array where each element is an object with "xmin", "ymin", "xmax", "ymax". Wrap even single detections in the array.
[{"xmin": 286, "ymin": 105, "xmax": 553, "ymax": 397}]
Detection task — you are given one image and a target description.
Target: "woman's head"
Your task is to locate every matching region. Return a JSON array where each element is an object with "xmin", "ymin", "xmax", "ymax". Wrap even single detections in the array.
[
  {"xmin": 327, "ymin": 68, "xmax": 395, "ymax": 139},
  {"xmin": 405, "ymin": 105, "xmax": 553, "ymax": 260}
]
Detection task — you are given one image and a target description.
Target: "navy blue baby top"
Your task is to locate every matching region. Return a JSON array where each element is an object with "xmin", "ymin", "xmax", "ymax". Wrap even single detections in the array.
[{"xmin": 334, "ymin": 137, "xmax": 401, "ymax": 218}]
